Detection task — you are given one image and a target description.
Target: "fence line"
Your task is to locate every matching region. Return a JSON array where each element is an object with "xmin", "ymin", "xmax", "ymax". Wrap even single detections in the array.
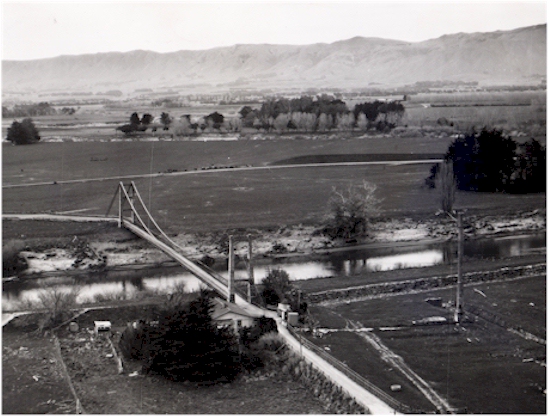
[
  {"xmin": 287, "ymin": 325, "xmax": 421, "ymax": 414},
  {"xmin": 52, "ymin": 335, "xmax": 86, "ymax": 414}
]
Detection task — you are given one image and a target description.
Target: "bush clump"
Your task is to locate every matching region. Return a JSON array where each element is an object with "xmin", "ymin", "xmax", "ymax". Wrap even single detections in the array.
[
  {"xmin": 119, "ymin": 290, "xmax": 241, "ymax": 384},
  {"xmin": 6, "ymin": 118, "xmax": 40, "ymax": 145},
  {"xmin": 2, "ymin": 239, "xmax": 28, "ymax": 277},
  {"xmin": 324, "ymin": 180, "xmax": 381, "ymax": 240},
  {"xmin": 239, "ymin": 317, "xmax": 280, "ymax": 371}
]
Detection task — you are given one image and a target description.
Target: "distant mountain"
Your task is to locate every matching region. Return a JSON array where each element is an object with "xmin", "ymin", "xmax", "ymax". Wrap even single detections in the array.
[{"xmin": 2, "ymin": 24, "xmax": 546, "ymax": 95}]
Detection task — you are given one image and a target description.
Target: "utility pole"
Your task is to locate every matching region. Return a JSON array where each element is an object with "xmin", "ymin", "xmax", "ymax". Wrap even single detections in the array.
[
  {"xmin": 247, "ymin": 234, "xmax": 254, "ymax": 303},
  {"xmin": 454, "ymin": 211, "xmax": 464, "ymax": 323},
  {"xmin": 128, "ymin": 184, "xmax": 135, "ymax": 224},
  {"xmin": 228, "ymin": 235, "xmax": 235, "ymax": 303},
  {"xmin": 118, "ymin": 183, "xmax": 123, "ymax": 228}
]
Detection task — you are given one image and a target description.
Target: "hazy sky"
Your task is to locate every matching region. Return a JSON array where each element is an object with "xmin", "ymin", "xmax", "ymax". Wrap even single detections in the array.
[{"xmin": 2, "ymin": 1, "xmax": 547, "ymax": 61}]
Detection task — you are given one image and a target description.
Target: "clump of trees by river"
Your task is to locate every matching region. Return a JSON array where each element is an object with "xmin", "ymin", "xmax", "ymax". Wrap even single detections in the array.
[{"xmin": 427, "ymin": 128, "xmax": 546, "ymax": 194}]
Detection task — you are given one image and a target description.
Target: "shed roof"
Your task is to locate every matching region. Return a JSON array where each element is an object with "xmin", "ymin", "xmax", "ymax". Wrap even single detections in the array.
[{"xmin": 211, "ymin": 298, "xmax": 263, "ymax": 321}]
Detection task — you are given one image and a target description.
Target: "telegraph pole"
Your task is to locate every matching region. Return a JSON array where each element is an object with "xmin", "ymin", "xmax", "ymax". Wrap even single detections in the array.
[
  {"xmin": 228, "ymin": 235, "xmax": 235, "ymax": 303},
  {"xmin": 247, "ymin": 234, "xmax": 254, "ymax": 303},
  {"xmin": 454, "ymin": 211, "xmax": 464, "ymax": 323},
  {"xmin": 118, "ymin": 183, "xmax": 123, "ymax": 228}
]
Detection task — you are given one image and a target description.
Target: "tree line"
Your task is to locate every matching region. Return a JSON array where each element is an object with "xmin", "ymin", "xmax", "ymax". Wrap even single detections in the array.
[
  {"xmin": 238, "ymin": 95, "xmax": 405, "ymax": 133},
  {"xmin": 427, "ymin": 128, "xmax": 546, "ymax": 195},
  {"xmin": 3, "ymin": 102, "xmax": 77, "ymax": 118},
  {"xmin": 117, "ymin": 95, "xmax": 405, "ymax": 136}
]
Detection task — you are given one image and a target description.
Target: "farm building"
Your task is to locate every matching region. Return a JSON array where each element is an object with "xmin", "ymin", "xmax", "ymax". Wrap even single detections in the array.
[{"xmin": 211, "ymin": 297, "xmax": 262, "ymax": 332}]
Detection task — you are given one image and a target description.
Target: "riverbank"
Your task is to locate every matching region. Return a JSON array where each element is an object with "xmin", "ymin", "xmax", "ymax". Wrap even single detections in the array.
[{"xmin": 3, "ymin": 209, "xmax": 545, "ymax": 278}]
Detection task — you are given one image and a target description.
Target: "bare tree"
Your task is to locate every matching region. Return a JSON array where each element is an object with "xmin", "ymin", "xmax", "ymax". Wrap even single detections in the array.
[
  {"xmin": 273, "ymin": 113, "xmax": 290, "ymax": 132},
  {"xmin": 357, "ymin": 113, "xmax": 368, "ymax": 131},
  {"xmin": 226, "ymin": 116, "xmax": 242, "ymax": 133},
  {"xmin": 326, "ymin": 180, "xmax": 381, "ymax": 240},
  {"xmin": 436, "ymin": 160, "xmax": 456, "ymax": 213},
  {"xmin": 317, "ymin": 113, "xmax": 330, "ymax": 131},
  {"xmin": 172, "ymin": 118, "xmax": 193, "ymax": 136},
  {"xmin": 303, "ymin": 113, "xmax": 317, "ymax": 132},
  {"xmin": 36, "ymin": 287, "xmax": 80, "ymax": 331}
]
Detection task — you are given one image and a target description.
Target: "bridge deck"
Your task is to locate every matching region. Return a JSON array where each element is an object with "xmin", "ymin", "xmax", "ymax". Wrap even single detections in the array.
[{"xmin": 123, "ymin": 220, "xmax": 268, "ymax": 317}]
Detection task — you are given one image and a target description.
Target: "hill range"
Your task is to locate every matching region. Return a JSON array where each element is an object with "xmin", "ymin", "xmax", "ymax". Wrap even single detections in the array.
[{"xmin": 2, "ymin": 24, "xmax": 546, "ymax": 95}]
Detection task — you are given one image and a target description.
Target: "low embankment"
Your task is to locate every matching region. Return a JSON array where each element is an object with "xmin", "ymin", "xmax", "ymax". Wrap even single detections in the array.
[{"xmin": 308, "ymin": 263, "xmax": 546, "ymax": 305}]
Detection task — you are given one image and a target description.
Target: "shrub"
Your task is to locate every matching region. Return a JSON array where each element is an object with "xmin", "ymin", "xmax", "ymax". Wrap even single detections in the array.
[
  {"xmin": 239, "ymin": 316, "xmax": 279, "ymax": 371},
  {"xmin": 35, "ymin": 287, "xmax": 80, "ymax": 331},
  {"xmin": 2, "ymin": 239, "xmax": 28, "ymax": 276},
  {"xmin": 123, "ymin": 290, "xmax": 242, "ymax": 384},
  {"xmin": 251, "ymin": 333, "xmax": 287, "ymax": 367},
  {"xmin": 261, "ymin": 268, "xmax": 292, "ymax": 306},
  {"xmin": 260, "ymin": 269, "xmax": 308, "ymax": 319},
  {"xmin": 119, "ymin": 320, "xmax": 148, "ymax": 360},
  {"xmin": 324, "ymin": 180, "xmax": 381, "ymax": 240},
  {"xmin": 240, "ymin": 316, "xmax": 278, "ymax": 347},
  {"xmin": 6, "ymin": 118, "xmax": 40, "ymax": 145}
]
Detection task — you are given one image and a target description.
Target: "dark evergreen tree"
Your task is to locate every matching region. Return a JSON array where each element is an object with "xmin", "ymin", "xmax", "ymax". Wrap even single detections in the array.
[
  {"xmin": 6, "ymin": 118, "xmax": 40, "ymax": 145},
  {"xmin": 512, "ymin": 138, "xmax": 546, "ymax": 193},
  {"xmin": 160, "ymin": 112, "xmax": 172, "ymax": 130},
  {"xmin": 205, "ymin": 111, "xmax": 224, "ymax": 129},
  {"xmin": 130, "ymin": 112, "xmax": 140, "ymax": 127},
  {"xmin": 137, "ymin": 290, "xmax": 241, "ymax": 384},
  {"xmin": 428, "ymin": 129, "xmax": 544, "ymax": 194},
  {"xmin": 447, "ymin": 128, "xmax": 516, "ymax": 192},
  {"xmin": 141, "ymin": 113, "xmax": 154, "ymax": 125}
]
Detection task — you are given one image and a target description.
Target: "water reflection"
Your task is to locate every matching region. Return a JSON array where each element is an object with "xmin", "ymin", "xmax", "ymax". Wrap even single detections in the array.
[
  {"xmin": 3, "ymin": 233, "xmax": 545, "ymax": 310},
  {"xmin": 365, "ymin": 250, "xmax": 444, "ymax": 272},
  {"xmin": 1, "ymin": 273, "xmax": 204, "ymax": 311}
]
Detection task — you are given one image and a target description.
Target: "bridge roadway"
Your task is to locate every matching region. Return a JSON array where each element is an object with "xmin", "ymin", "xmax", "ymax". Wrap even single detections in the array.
[{"xmin": 123, "ymin": 219, "xmax": 398, "ymax": 414}]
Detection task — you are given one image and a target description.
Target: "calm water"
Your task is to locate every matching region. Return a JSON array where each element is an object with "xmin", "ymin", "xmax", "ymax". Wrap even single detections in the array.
[{"xmin": 3, "ymin": 233, "xmax": 545, "ymax": 311}]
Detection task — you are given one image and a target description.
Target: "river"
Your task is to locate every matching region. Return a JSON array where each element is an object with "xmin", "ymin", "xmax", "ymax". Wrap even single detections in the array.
[{"xmin": 2, "ymin": 233, "xmax": 545, "ymax": 311}]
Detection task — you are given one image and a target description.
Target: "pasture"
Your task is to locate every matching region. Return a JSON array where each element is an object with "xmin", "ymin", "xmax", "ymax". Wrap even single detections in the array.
[
  {"xmin": 307, "ymin": 275, "xmax": 546, "ymax": 413},
  {"xmin": 3, "ymin": 138, "xmax": 545, "ymax": 233}
]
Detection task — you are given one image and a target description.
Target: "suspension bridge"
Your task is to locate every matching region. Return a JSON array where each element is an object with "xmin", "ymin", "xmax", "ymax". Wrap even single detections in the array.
[
  {"xmin": 103, "ymin": 181, "xmax": 399, "ymax": 414},
  {"xmin": 105, "ymin": 181, "xmax": 261, "ymax": 312}
]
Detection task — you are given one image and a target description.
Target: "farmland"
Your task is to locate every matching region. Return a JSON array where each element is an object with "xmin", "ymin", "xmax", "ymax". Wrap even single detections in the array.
[
  {"xmin": 2, "ymin": 89, "xmax": 546, "ymax": 414},
  {"xmin": 3, "ymin": 131, "xmax": 545, "ymax": 233},
  {"xmin": 306, "ymin": 275, "xmax": 546, "ymax": 413}
]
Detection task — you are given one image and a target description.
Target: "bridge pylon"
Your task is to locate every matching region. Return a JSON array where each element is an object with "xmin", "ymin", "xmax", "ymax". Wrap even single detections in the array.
[{"xmin": 106, "ymin": 181, "xmax": 252, "ymax": 304}]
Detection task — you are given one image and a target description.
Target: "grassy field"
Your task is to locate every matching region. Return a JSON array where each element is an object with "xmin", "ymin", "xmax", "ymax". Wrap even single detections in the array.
[
  {"xmin": 3, "ymin": 138, "xmax": 545, "ymax": 233},
  {"xmin": 3, "ymin": 135, "xmax": 451, "ymax": 183},
  {"xmin": 2, "ymin": 329, "xmax": 76, "ymax": 413},
  {"xmin": 402, "ymin": 90, "xmax": 546, "ymax": 134},
  {"xmin": 307, "ymin": 275, "xmax": 546, "ymax": 413}
]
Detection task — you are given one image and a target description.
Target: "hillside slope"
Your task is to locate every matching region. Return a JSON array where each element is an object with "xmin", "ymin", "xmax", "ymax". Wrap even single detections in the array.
[{"xmin": 2, "ymin": 24, "xmax": 545, "ymax": 93}]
